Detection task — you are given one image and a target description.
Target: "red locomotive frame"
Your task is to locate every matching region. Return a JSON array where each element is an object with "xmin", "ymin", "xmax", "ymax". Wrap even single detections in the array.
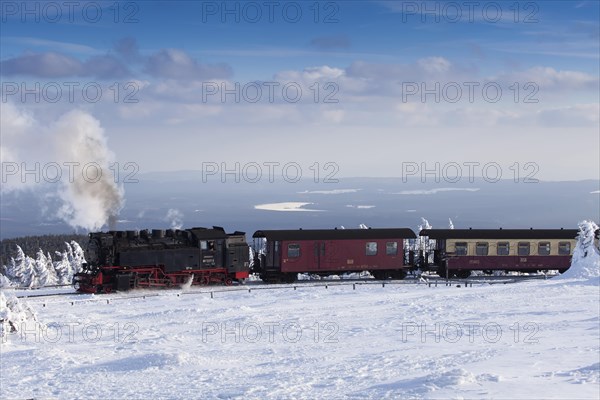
[{"xmin": 75, "ymin": 265, "xmax": 242, "ymax": 294}]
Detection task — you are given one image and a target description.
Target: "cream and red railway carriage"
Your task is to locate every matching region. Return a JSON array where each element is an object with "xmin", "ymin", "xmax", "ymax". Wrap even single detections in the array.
[{"xmin": 419, "ymin": 228, "xmax": 578, "ymax": 278}]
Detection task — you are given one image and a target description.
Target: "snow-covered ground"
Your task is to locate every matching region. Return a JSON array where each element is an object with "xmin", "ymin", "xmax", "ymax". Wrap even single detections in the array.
[{"xmin": 1, "ymin": 277, "xmax": 598, "ymax": 399}]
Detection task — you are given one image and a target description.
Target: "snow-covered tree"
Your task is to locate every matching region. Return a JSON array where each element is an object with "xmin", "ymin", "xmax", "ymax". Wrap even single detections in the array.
[
  {"xmin": 46, "ymin": 252, "xmax": 58, "ymax": 285},
  {"xmin": 1, "ymin": 241, "xmax": 85, "ymax": 288},
  {"xmin": 5, "ymin": 246, "xmax": 35, "ymax": 288},
  {"xmin": 420, "ymin": 217, "xmax": 432, "ymax": 231},
  {"xmin": 416, "ymin": 218, "xmax": 434, "ymax": 252},
  {"xmin": 0, "ymin": 274, "xmax": 12, "ymax": 288},
  {"xmin": 70, "ymin": 241, "xmax": 86, "ymax": 275},
  {"xmin": 21, "ymin": 253, "xmax": 36, "ymax": 288},
  {"xmin": 53, "ymin": 247, "xmax": 72, "ymax": 285},
  {"xmin": 0, "ymin": 291, "xmax": 38, "ymax": 340},
  {"xmin": 34, "ymin": 250, "xmax": 58, "ymax": 287},
  {"xmin": 574, "ymin": 220, "xmax": 600, "ymax": 258},
  {"xmin": 560, "ymin": 220, "xmax": 600, "ymax": 280},
  {"xmin": 3, "ymin": 256, "xmax": 18, "ymax": 283}
]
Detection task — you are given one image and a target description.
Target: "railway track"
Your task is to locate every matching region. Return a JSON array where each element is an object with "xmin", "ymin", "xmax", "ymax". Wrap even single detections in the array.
[{"xmin": 7, "ymin": 273, "xmax": 556, "ymax": 302}]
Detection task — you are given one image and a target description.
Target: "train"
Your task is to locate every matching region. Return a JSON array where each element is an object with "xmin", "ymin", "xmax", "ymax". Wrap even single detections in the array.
[{"xmin": 74, "ymin": 226, "xmax": 584, "ymax": 293}]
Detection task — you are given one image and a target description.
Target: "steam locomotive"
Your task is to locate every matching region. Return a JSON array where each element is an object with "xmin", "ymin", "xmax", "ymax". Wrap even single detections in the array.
[
  {"xmin": 74, "ymin": 226, "xmax": 581, "ymax": 293},
  {"xmin": 74, "ymin": 227, "xmax": 250, "ymax": 293}
]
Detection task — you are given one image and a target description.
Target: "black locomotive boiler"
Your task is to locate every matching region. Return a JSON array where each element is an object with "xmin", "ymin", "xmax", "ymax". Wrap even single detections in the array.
[{"xmin": 74, "ymin": 227, "xmax": 250, "ymax": 293}]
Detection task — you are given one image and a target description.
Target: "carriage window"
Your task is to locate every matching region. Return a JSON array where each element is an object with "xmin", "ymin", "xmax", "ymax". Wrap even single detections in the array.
[
  {"xmin": 518, "ymin": 242, "xmax": 530, "ymax": 256},
  {"xmin": 455, "ymin": 242, "xmax": 468, "ymax": 256},
  {"xmin": 497, "ymin": 242, "xmax": 510, "ymax": 255},
  {"xmin": 287, "ymin": 244, "xmax": 300, "ymax": 258},
  {"xmin": 200, "ymin": 241, "xmax": 207, "ymax": 250},
  {"xmin": 366, "ymin": 242, "xmax": 377, "ymax": 256},
  {"xmin": 558, "ymin": 242, "xmax": 571, "ymax": 255},
  {"xmin": 538, "ymin": 242, "xmax": 551, "ymax": 256},
  {"xmin": 476, "ymin": 242, "xmax": 489, "ymax": 256},
  {"xmin": 386, "ymin": 242, "xmax": 398, "ymax": 255}
]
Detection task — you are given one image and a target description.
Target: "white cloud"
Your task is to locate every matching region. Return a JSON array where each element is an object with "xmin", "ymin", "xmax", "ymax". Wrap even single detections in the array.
[
  {"xmin": 537, "ymin": 104, "xmax": 600, "ymax": 126},
  {"xmin": 321, "ymin": 109, "xmax": 345, "ymax": 123},
  {"xmin": 417, "ymin": 57, "xmax": 451, "ymax": 73},
  {"xmin": 145, "ymin": 49, "xmax": 232, "ymax": 80},
  {"xmin": 496, "ymin": 67, "xmax": 598, "ymax": 91}
]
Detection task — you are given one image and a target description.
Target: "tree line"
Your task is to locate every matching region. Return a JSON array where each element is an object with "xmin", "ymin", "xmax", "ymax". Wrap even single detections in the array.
[
  {"xmin": 0, "ymin": 234, "xmax": 87, "ymax": 266},
  {"xmin": 0, "ymin": 241, "xmax": 86, "ymax": 288}
]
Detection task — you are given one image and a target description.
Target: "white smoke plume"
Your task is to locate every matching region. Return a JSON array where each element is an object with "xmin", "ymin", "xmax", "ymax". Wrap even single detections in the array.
[
  {"xmin": 165, "ymin": 208, "xmax": 184, "ymax": 230},
  {"xmin": 54, "ymin": 110, "xmax": 124, "ymax": 231},
  {"xmin": 1, "ymin": 104, "xmax": 124, "ymax": 231}
]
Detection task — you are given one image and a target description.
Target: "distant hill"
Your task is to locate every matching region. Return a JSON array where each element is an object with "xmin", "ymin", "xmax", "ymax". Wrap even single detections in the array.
[{"xmin": 1, "ymin": 174, "xmax": 598, "ymax": 239}]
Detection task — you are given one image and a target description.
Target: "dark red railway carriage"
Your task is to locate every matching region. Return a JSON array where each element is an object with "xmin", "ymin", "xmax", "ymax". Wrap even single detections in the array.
[
  {"xmin": 252, "ymin": 228, "xmax": 417, "ymax": 283},
  {"xmin": 420, "ymin": 228, "xmax": 578, "ymax": 278}
]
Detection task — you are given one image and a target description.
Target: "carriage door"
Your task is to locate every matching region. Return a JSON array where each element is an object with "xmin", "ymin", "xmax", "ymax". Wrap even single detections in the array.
[
  {"xmin": 313, "ymin": 241, "xmax": 325, "ymax": 269},
  {"xmin": 267, "ymin": 240, "xmax": 281, "ymax": 268},
  {"xmin": 313, "ymin": 241, "xmax": 338, "ymax": 270},
  {"xmin": 324, "ymin": 240, "xmax": 339, "ymax": 270}
]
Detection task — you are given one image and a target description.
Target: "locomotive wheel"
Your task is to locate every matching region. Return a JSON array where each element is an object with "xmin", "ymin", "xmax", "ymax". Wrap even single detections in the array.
[{"xmin": 225, "ymin": 278, "xmax": 233, "ymax": 286}]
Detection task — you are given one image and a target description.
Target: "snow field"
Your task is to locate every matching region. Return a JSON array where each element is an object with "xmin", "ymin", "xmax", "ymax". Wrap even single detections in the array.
[{"xmin": 1, "ymin": 278, "xmax": 598, "ymax": 399}]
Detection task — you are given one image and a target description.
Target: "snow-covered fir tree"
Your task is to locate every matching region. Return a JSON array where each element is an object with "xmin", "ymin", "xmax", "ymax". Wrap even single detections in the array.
[
  {"xmin": 46, "ymin": 252, "xmax": 58, "ymax": 285},
  {"xmin": 1, "ymin": 241, "xmax": 85, "ymax": 288},
  {"xmin": 70, "ymin": 241, "xmax": 86, "ymax": 274},
  {"xmin": 416, "ymin": 218, "xmax": 433, "ymax": 251},
  {"xmin": 7, "ymin": 246, "xmax": 36, "ymax": 288},
  {"xmin": 3, "ymin": 256, "xmax": 18, "ymax": 283},
  {"xmin": 560, "ymin": 220, "xmax": 600, "ymax": 280},
  {"xmin": 34, "ymin": 250, "xmax": 57, "ymax": 287},
  {"xmin": 53, "ymin": 246, "xmax": 73, "ymax": 285},
  {"xmin": 574, "ymin": 220, "xmax": 600, "ymax": 258},
  {"xmin": 0, "ymin": 291, "xmax": 38, "ymax": 340},
  {"xmin": 0, "ymin": 274, "xmax": 12, "ymax": 288}
]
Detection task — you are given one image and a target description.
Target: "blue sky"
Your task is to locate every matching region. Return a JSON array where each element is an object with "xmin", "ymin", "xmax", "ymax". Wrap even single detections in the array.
[{"xmin": 1, "ymin": 0, "xmax": 599, "ymax": 181}]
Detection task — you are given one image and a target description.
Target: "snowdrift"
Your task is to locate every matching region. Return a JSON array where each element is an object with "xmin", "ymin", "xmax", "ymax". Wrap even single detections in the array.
[{"xmin": 555, "ymin": 220, "xmax": 600, "ymax": 284}]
